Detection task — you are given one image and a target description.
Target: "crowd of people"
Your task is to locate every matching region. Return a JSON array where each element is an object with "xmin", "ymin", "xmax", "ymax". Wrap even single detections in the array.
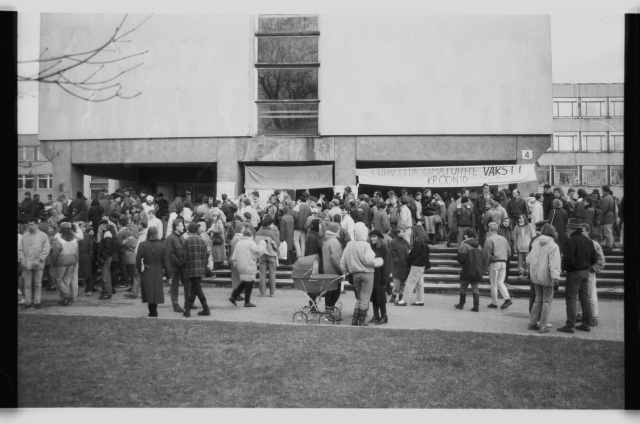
[{"xmin": 18, "ymin": 182, "xmax": 623, "ymax": 332}]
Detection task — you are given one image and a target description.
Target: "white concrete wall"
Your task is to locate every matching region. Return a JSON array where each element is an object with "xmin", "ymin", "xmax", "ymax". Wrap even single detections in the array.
[
  {"xmin": 319, "ymin": 15, "xmax": 552, "ymax": 135},
  {"xmin": 39, "ymin": 14, "xmax": 254, "ymax": 140}
]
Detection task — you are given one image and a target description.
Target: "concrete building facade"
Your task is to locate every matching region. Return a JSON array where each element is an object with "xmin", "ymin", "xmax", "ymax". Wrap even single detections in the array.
[
  {"xmin": 537, "ymin": 83, "xmax": 624, "ymax": 197},
  {"xmin": 38, "ymin": 14, "xmax": 553, "ymax": 202}
]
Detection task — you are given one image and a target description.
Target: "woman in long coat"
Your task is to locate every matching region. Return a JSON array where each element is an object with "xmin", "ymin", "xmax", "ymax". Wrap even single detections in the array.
[
  {"xmin": 135, "ymin": 226, "xmax": 165, "ymax": 317},
  {"xmin": 368, "ymin": 229, "xmax": 392, "ymax": 325},
  {"xmin": 208, "ymin": 213, "xmax": 226, "ymax": 267},
  {"xmin": 548, "ymin": 199, "xmax": 568, "ymax": 254},
  {"xmin": 77, "ymin": 223, "xmax": 95, "ymax": 295}
]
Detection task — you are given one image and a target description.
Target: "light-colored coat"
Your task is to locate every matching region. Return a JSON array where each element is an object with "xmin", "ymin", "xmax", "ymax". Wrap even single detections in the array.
[
  {"xmin": 526, "ymin": 235, "xmax": 561, "ymax": 287},
  {"xmin": 19, "ymin": 230, "xmax": 51, "ymax": 270},
  {"xmin": 339, "ymin": 222, "xmax": 376, "ymax": 275},
  {"xmin": 513, "ymin": 223, "xmax": 536, "ymax": 253},
  {"xmin": 231, "ymin": 237, "xmax": 267, "ymax": 281},
  {"xmin": 321, "ymin": 231, "xmax": 343, "ymax": 275}
]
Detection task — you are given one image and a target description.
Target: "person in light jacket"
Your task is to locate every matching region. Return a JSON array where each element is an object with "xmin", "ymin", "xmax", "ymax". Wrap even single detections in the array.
[
  {"xmin": 483, "ymin": 222, "xmax": 513, "ymax": 309},
  {"xmin": 229, "ymin": 222, "xmax": 268, "ymax": 308},
  {"xmin": 255, "ymin": 215, "xmax": 281, "ymax": 297},
  {"xmin": 454, "ymin": 228, "xmax": 488, "ymax": 312},
  {"xmin": 49, "ymin": 222, "xmax": 79, "ymax": 306},
  {"xmin": 526, "ymin": 224, "xmax": 561, "ymax": 333},
  {"xmin": 19, "ymin": 218, "xmax": 51, "ymax": 309},
  {"xmin": 340, "ymin": 222, "xmax": 377, "ymax": 326},
  {"xmin": 513, "ymin": 213, "xmax": 536, "ymax": 279},
  {"xmin": 321, "ymin": 222, "xmax": 344, "ymax": 316}
]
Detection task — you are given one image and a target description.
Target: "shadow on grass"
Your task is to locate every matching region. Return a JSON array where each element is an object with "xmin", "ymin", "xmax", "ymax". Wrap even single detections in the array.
[{"xmin": 18, "ymin": 314, "xmax": 624, "ymax": 409}]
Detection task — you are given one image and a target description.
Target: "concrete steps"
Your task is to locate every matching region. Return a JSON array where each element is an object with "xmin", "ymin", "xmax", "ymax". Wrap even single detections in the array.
[{"xmin": 208, "ymin": 246, "xmax": 625, "ymax": 300}]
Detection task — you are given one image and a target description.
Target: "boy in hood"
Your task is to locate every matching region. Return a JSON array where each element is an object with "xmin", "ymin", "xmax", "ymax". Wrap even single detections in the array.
[
  {"xmin": 340, "ymin": 222, "xmax": 377, "ymax": 326},
  {"xmin": 454, "ymin": 228, "xmax": 488, "ymax": 312}
]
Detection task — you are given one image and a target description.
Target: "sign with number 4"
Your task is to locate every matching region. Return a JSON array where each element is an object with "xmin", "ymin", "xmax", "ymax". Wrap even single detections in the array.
[{"xmin": 521, "ymin": 150, "xmax": 532, "ymax": 160}]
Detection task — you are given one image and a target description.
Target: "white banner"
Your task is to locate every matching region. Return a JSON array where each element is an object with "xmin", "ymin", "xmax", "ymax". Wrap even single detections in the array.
[{"xmin": 355, "ymin": 164, "xmax": 537, "ymax": 188}]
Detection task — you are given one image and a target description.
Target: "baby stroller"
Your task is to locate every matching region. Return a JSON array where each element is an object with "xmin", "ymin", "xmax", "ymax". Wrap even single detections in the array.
[{"xmin": 292, "ymin": 254, "xmax": 343, "ymax": 325}]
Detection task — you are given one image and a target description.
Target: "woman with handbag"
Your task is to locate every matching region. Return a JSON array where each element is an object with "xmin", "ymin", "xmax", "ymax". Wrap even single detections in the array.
[{"xmin": 207, "ymin": 213, "xmax": 226, "ymax": 270}]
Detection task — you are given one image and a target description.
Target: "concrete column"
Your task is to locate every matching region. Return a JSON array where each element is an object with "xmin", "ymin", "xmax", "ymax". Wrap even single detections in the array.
[
  {"xmin": 40, "ymin": 141, "xmax": 84, "ymax": 200},
  {"xmin": 217, "ymin": 138, "xmax": 241, "ymax": 199},
  {"xmin": 334, "ymin": 136, "xmax": 356, "ymax": 193}
]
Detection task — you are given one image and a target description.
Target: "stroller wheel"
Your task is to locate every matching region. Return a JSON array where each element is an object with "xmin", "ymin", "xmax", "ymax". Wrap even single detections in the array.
[
  {"xmin": 318, "ymin": 312, "xmax": 335, "ymax": 325},
  {"xmin": 293, "ymin": 311, "xmax": 308, "ymax": 324},
  {"xmin": 326, "ymin": 306, "xmax": 341, "ymax": 321}
]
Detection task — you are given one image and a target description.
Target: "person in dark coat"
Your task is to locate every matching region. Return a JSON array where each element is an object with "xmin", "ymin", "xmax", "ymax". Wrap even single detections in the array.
[
  {"xmin": 388, "ymin": 227, "xmax": 410, "ymax": 304},
  {"xmin": 279, "ymin": 205, "xmax": 295, "ymax": 265},
  {"xmin": 368, "ymin": 229, "xmax": 392, "ymax": 324},
  {"xmin": 135, "ymin": 227, "xmax": 166, "ymax": 317},
  {"xmin": 304, "ymin": 219, "xmax": 323, "ymax": 261},
  {"xmin": 541, "ymin": 184, "xmax": 554, "ymax": 220},
  {"xmin": 77, "ymin": 223, "xmax": 95, "ymax": 295},
  {"xmin": 88, "ymin": 199, "xmax": 105, "ymax": 235},
  {"xmin": 548, "ymin": 199, "xmax": 568, "ymax": 256},
  {"xmin": 598, "ymin": 185, "xmax": 616, "ymax": 251},
  {"xmin": 395, "ymin": 226, "xmax": 431, "ymax": 306},
  {"xmin": 454, "ymin": 228, "xmax": 488, "ymax": 312},
  {"xmin": 70, "ymin": 192, "xmax": 87, "ymax": 219},
  {"xmin": 164, "ymin": 219, "xmax": 188, "ymax": 313},
  {"xmin": 506, "ymin": 189, "xmax": 530, "ymax": 229}
]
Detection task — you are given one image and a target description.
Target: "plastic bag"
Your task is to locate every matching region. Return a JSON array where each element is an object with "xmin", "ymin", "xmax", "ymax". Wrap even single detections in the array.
[{"xmin": 278, "ymin": 241, "xmax": 288, "ymax": 260}]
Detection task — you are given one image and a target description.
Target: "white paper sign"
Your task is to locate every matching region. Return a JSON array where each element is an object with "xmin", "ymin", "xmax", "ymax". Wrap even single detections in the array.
[{"xmin": 216, "ymin": 182, "xmax": 236, "ymax": 201}]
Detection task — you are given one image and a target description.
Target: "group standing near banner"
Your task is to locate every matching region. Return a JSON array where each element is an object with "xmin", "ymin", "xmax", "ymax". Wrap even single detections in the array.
[{"xmin": 18, "ymin": 180, "xmax": 622, "ymax": 333}]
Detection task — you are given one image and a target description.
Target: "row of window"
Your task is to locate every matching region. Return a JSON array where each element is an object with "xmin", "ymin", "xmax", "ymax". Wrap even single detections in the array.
[
  {"xmin": 18, "ymin": 146, "xmax": 47, "ymax": 162},
  {"xmin": 553, "ymin": 97, "xmax": 624, "ymax": 118},
  {"xmin": 552, "ymin": 131, "xmax": 623, "ymax": 152},
  {"xmin": 537, "ymin": 165, "xmax": 623, "ymax": 187},
  {"xmin": 256, "ymin": 15, "xmax": 320, "ymax": 136},
  {"xmin": 18, "ymin": 174, "xmax": 52, "ymax": 190}
]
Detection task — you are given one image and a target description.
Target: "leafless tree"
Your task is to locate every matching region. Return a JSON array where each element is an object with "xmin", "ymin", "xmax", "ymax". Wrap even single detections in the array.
[{"xmin": 18, "ymin": 14, "xmax": 152, "ymax": 102}]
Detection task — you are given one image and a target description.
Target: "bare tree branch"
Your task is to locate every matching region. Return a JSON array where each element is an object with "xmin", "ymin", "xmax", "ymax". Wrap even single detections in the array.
[{"xmin": 17, "ymin": 13, "xmax": 152, "ymax": 102}]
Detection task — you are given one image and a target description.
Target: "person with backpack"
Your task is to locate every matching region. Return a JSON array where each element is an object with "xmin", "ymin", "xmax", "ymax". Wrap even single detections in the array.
[
  {"xmin": 454, "ymin": 228, "xmax": 488, "ymax": 312},
  {"xmin": 394, "ymin": 226, "xmax": 431, "ymax": 306}
]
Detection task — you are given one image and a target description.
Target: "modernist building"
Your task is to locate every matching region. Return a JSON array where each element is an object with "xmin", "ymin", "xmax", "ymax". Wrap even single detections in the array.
[
  {"xmin": 38, "ymin": 14, "xmax": 553, "ymax": 202},
  {"xmin": 537, "ymin": 83, "xmax": 624, "ymax": 197}
]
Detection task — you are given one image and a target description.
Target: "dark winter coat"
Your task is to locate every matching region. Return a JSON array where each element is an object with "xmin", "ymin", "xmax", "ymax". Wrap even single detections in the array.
[
  {"xmin": 506, "ymin": 197, "xmax": 530, "ymax": 219},
  {"xmin": 388, "ymin": 236, "xmax": 411, "ymax": 280},
  {"xmin": 279, "ymin": 213, "xmax": 295, "ymax": 250},
  {"xmin": 370, "ymin": 242, "xmax": 391, "ymax": 304},
  {"xmin": 598, "ymin": 193, "xmax": 616, "ymax": 225},
  {"xmin": 542, "ymin": 192, "xmax": 555, "ymax": 219},
  {"xmin": 164, "ymin": 232, "xmax": 184, "ymax": 273},
  {"xmin": 548, "ymin": 207, "xmax": 568, "ymax": 252},
  {"xmin": 562, "ymin": 231, "xmax": 597, "ymax": 273},
  {"xmin": 77, "ymin": 234, "xmax": 94, "ymax": 280},
  {"xmin": 406, "ymin": 239, "xmax": 431, "ymax": 269},
  {"xmin": 457, "ymin": 238, "xmax": 488, "ymax": 282},
  {"xmin": 136, "ymin": 239, "xmax": 166, "ymax": 304}
]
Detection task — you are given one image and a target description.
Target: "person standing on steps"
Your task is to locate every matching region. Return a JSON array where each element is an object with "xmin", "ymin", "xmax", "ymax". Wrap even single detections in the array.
[
  {"xmin": 483, "ymin": 222, "xmax": 513, "ymax": 309},
  {"xmin": 181, "ymin": 222, "xmax": 211, "ymax": 317},
  {"xmin": 394, "ymin": 225, "xmax": 431, "ymax": 307},
  {"xmin": 454, "ymin": 228, "xmax": 488, "ymax": 312},
  {"xmin": 367, "ymin": 229, "xmax": 392, "ymax": 325},
  {"xmin": 556, "ymin": 218, "xmax": 597, "ymax": 334}
]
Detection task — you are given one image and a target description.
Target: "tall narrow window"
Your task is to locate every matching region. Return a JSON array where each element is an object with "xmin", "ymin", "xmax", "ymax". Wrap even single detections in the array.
[
  {"xmin": 609, "ymin": 166, "xmax": 624, "ymax": 185},
  {"xmin": 609, "ymin": 98, "xmax": 624, "ymax": 117},
  {"xmin": 610, "ymin": 132, "xmax": 624, "ymax": 152},
  {"xmin": 256, "ymin": 15, "xmax": 319, "ymax": 136}
]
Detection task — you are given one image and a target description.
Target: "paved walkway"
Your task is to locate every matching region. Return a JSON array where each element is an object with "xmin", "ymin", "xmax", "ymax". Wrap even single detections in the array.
[{"xmin": 19, "ymin": 284, "xmax": 624, "ymax": 342}]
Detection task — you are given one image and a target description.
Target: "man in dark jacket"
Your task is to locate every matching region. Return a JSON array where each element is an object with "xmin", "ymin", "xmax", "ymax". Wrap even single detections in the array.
[
  {"xmin": 20, "ymin": 192, "xmax": 36, "ymax": 221},
  {"xmin": 451, "ymin": 196, "xmax": 476, "ymax": 246},
  {"xmin": 368, "ymin": 229, "xmax": 392, "ymax": 324},
  {"xmin": 31, "ymin": 194, "xmax": 45, "ymax": 219},
  {"xmin": 70, "ymin": 192, "xmax": 87, "ymax": 218},
  {"xmin": 97, "ymin": 219, "xmax": 114, "ymax": 300},
  {"xmin": 598, "ymin": 185, "xmax": 616, "ymax": 251},
  {"xmin": 506, "ymin": 189, "xmax": 530, "ymax": 229},
  {"xmin": 181, "ymin": 222, "xmax": 211, "ymax": 317},
  {"xmin": 455, "ymin": 228, "xmax": 488, "ymax": 312},
  {"xmin": 541, "ymin": 184, "xmax": 554, "ymax": 220},
  {"xmin": 164, "ymin": 219, "xmax": 188, "ymax": 313},
  {"xmin": 557, "ymin": 218, "xmax": 598, "ymax": 334},
  {"xmin": 357, "ymin": 194, "xmax": 371, "ymax": 228}
]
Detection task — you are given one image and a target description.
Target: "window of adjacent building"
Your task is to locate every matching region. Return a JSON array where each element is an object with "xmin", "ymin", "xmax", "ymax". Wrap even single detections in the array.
[
  {"xmin": 18, "ymin": 174, "xmax": 35, "ymax": 189},
  {"xmin": 553, "ymin": 132, "xmax": 579, "ymax": 151},
  {"xmin": 610, "ymin": 132, "xmax": 624, "ymax": 152},
  {"xmin": 38, "ymin": 174, "xmax": 52, "ymax": 189},
  {"xmin": 256, "ymin": 15, "xmax": 319, "ymax": 137},
  {"xmin": 609, "ymin": 98, "xmax": 624, "ymax": 117},
  {"xmin": 18, "ymin": 147, "xmax": 35, "ymax": 161},
  {"xmin": 553, "ymin": 98, "xmax": 578, "ymax": 117},
  {"xmin": 581, "ymin": 131, "xmax": 607, "ymax": 152},
  {"xmin": 536, "ymin": 166, "xmax": 551, "ymax": 185},
  {"xmin": 609, "ymin": 166, "xmax": 624, "ymax": 185},
  {"xmin": 554, "ymin": 166, "xmax": 580, "ymax": 186},
  {"xmin": 37, "ymin": 148, "xmax": 47, "ymax": 161},
  {"xmin": 582, "ymin": 166, "xmax": 607, "ymax": 186},
  {"xmin": 581, "ymin": 98, "xmax": 607, "ymax": 117}
]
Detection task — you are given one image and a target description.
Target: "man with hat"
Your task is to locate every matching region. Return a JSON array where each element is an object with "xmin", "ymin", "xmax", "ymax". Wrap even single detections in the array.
[
  {"xmin": 557, "ymin": 218, "xmax": 597, "ymax": 333},
  {"xmin": 451, "ymin": 196, "xmax": 475, "ymax": 247},
  {"xmin": 108, "ymin": 193, "xmax": 122, "ymax": 223},
  {"xmin": 598, "ymin": 185, "xmax": 616, "ymax": 251},
  {"xmin": 38, "ymin": 210, "xmax": 50, "ymax": 234}
]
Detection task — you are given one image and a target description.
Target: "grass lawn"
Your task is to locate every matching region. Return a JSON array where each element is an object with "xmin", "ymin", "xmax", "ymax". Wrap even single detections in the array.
[{"xmin": 18, "ymin": 314, "xmax": 624, "ymax": 409}]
